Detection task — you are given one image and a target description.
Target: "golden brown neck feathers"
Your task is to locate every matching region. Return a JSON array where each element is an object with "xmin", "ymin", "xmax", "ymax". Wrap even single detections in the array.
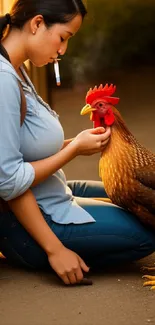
[{"xmin": 111, "ymin": 107, "xmax": 136, "ymax": 145}]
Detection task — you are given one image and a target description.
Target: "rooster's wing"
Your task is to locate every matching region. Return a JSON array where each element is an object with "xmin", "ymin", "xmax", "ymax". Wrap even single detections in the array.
[{"xmin": 135, "ymin": 164, "xmax": 155, "ymax": 215}]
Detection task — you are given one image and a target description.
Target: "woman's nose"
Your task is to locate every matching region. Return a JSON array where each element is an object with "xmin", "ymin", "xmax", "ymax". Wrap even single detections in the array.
[
  {"xmin": 58, "ymin": 41, "xmax": 68, "ymax": 56},
  {"xmin": 58, "ymin": 49, "xmax": 62, "ymax": 55}
]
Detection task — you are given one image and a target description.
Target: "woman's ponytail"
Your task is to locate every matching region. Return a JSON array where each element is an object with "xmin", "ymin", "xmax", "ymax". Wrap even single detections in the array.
[{"xmin": 0, "ymin": 14, "xmax": 11, "ymax": 40}]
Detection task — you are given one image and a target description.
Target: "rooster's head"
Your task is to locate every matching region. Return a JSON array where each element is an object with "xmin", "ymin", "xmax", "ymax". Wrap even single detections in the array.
[{"xmin": 80, "ymin": 84, "xmax": 120, "ymax": 128}]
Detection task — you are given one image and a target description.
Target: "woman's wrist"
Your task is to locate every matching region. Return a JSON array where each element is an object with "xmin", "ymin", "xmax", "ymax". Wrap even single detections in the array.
[
  {"xmin": 45, "ymin": 240, "xmax": 64, "ymax": 256},
  {"xmin": 68, "ymin": 138, "xmax": 80, "ymax": 156},
  {"xmin": 62, "ymin": 138, "xmax": 74, "ymax": 149}
]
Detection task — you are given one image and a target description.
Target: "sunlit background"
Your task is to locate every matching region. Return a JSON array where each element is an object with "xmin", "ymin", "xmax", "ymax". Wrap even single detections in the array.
[{"xmin": 1, "ymin": 0, "xmax": 155, "ymax": 180}]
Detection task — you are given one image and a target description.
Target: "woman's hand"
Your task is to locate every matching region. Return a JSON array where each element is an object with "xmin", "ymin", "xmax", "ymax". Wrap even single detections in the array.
[
  {"xmin": 48, "ymin": 245, "xmax": 89, "ymax": 285},
  {"xmin": 72, "ymin": 127, "xmax": 111, "ymax": 156}
]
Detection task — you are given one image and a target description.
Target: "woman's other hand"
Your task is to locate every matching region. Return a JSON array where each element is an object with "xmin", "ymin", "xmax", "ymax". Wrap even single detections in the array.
[{"xmin": 48, "ymin": 245, "xmax": 89, "ymax": 285}]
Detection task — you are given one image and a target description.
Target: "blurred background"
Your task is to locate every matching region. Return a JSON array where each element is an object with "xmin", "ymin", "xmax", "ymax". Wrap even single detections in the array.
[{"xmin": 1, "ymin": 0, "xmax": 155, "ymax": 180}]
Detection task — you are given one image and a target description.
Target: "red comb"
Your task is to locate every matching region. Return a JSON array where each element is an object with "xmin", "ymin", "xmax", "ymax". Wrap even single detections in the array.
[{"xmin": 86, "ymin": 84, "xmax": 120, "ymax": 106}]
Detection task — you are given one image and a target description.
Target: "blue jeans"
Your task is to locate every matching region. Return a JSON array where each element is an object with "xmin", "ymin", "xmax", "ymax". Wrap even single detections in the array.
[{"xmin": 0, "ymin": 181, "xmax": 155, "ymax": 269}]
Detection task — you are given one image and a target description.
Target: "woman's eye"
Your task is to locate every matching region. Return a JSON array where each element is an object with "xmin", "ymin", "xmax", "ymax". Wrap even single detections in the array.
[{"xmin": 60, "ymin": 37, "xmax": 65, "ymax": 42}]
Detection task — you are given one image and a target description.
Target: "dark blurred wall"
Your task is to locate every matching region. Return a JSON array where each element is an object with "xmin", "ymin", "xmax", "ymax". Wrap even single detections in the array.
[{"xmin": 47, "ymin": 0, "xmax": 155, "ymax": 90}]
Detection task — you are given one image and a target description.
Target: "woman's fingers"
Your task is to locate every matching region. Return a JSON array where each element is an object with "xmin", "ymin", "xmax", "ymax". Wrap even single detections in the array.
[
  {"xmin": 75, "ymin": 266, "xmax": 85, "ymax": 282},
  {"xmin": 61, "ymin": 259, "xmax": 88, "ymax": 285},
  {"xmin": 67, "ymin": 271, "xmax": 79, "ymax": 284},
  {"xmin": 100, "ymin": 127, "xmax": 111, "ymax": 141},
  {"xmin": 92, "ymin": 127, "xmax": 111, "ymax": 145},
  {"xmin": 78, "ymin": 255, "xmax": 89, "ymax": 273},
  {"xmin": 61, "ymin": 274, "xmax": 70, "ymax": 285},
  {"xmin": 61, "ymin": 268, "xmax": 83, "ymax": 285},
  {"xmin": 101, "ymin": 138, "xmax": 110, "ymax": 147},
  {"xmin": 90, "ymin": 127, "xmax": 106, "ymax": 134}
]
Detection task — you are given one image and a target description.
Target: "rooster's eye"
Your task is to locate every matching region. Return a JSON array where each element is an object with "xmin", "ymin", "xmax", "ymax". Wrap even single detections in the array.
[{"xmin": 99, "ymin": 103, "xmax": 103, "ymax": 107}]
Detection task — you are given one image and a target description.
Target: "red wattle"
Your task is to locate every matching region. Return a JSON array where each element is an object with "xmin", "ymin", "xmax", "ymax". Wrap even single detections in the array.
[
  {"xmin": 92, "ymin": 112, "xmax": 101, "ymax": 128},
  {"xmin": 104, "ymin": 108, "xmax": 115, "ymax": 126},
  {"xmin": 93, "ymin": 120, "xmax": 101, "ymax": 128}
]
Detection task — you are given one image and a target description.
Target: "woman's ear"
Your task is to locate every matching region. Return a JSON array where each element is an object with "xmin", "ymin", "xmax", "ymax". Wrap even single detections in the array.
[{"xmin": 30, "ymin": 15, "xmax": 44, "ymax": 35}]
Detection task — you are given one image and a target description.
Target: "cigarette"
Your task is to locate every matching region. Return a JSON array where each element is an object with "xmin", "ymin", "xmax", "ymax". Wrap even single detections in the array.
[{"xmin": 54, "ymin": 60, "xmax": 61, "ymax": 86}]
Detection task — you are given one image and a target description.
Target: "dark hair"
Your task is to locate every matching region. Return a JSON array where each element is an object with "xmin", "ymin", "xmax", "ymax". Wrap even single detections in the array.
[{"xmin": 0, "ymin": 0, "xmax": 87, "ymax": 40}]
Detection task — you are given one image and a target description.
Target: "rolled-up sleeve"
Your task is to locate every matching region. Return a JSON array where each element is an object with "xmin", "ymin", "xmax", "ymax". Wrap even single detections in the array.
[{"xmin": 0, "ymin": 72, "xmax": 35, "ymax": 201}]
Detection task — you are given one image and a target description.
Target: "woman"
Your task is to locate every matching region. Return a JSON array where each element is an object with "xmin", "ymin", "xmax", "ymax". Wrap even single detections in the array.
[{"xmin": 0, "ymin": 0, "xmax": 155, "ymax": 286}]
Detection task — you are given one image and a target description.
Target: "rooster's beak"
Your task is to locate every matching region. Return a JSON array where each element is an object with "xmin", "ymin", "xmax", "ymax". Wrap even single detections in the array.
[{"xmin": 80, "ymin": 104, "xmax": 96, "ymax": 116}]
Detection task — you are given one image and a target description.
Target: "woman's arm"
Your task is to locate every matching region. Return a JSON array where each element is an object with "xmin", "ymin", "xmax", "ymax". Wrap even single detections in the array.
[
  {"xmin": 8, "ymin": 189, "xmax": 63, "ymax": 255},
  {"xmin": 30, "ymin": 139, "xmax": 77, "ymax": 187},
  {"xmin": 8, "ymin": 189, "xmax": 89, "ymax": 285},
  {"xmin": 30, "ymin": 127, "xmax": 111, "ymax": 187},
  {"xmin": 0, "ymin": 73, "xmax": 35, "ymax": 201}
]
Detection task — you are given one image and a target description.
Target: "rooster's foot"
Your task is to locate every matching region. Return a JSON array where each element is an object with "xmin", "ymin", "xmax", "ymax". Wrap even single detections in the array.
[
  {"xmin": 142, "ymin": 275, "xmax": 155, "ymax": 290},
  {"xmin": 93, "ymin": 198, "xmax": 112, "ymax": 204}
]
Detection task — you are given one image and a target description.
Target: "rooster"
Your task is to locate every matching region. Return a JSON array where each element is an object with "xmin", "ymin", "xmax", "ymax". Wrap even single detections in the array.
[{"xmin": 80, "ymin": 84, "xmax": 155, "ymax": 289}]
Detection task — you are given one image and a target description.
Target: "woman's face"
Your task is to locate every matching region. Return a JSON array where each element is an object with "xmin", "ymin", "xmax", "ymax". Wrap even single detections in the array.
[{"xmin": 26, "ymin": 14, "xmax": 82, "ymax": 67}]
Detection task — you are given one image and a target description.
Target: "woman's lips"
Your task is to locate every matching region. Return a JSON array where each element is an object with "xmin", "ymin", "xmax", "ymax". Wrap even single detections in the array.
[{"xmin": 49, "ymin": 58, "xmax": 61, "ymax": 63}]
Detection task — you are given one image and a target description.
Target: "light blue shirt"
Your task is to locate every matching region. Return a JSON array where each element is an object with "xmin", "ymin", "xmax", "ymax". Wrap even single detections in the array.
[{"xmin": 0, "ymin": 55, "xmax": 95, "ymax": 224}]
